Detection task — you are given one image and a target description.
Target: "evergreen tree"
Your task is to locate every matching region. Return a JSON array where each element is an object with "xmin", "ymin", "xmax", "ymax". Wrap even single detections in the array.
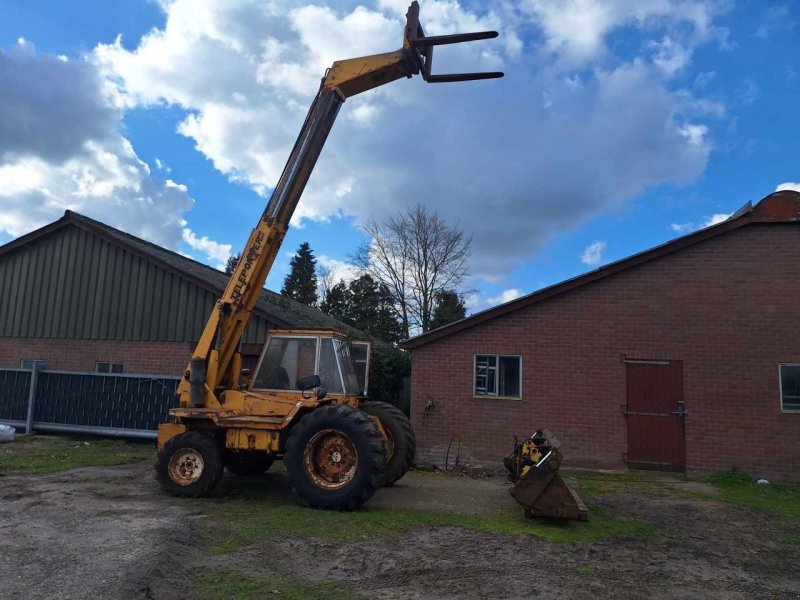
[
  {"xmin": 348, "ymin": 274, "xmax": 404, "ymax": 344},
  {"xmin": 430, "ymin": 289, "xmax": 466, "ymax": 330},
  {"xmin": 281, "ymin": 242, "xmax": 318, "ymax": 305},
  {"xmin": 224, "ymin": 254, "xmax": 240, "ymax": 275},
  {"xmin": 318, "ymin": 274, "xmax": 404, "ymax": 344},
  {"xmin": 319, "ymin": 280, "xmax": 350, "ymax": 321}
]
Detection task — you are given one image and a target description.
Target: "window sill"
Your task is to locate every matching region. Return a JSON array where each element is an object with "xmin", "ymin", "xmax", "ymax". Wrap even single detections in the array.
[{"xmin": 473, "ymin": 395, "xmax": 522, "ymax": 401}]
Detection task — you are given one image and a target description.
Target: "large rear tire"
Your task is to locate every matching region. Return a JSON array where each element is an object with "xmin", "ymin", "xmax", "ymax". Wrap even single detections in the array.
[
  {"xmin": 361, "ymin": 401, "xmax": 416, "ymax": 486},
  {"xmin": 284, "ymin": 404, "xmax": 385, "ymax": 510},
  {"xmin": 155, "ymin": 431, "xmax": 224, "ymax": 498}
]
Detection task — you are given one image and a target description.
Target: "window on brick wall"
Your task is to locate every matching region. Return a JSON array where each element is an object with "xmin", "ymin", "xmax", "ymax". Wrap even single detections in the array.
[
  {"xmin": 20, "ymin": 359, "xmax": 47, "ymax": 370},
  {"xmin": 474, "ymin": 354, "xmax": 521, "ymax": 398},
  {"xmin": 780, "ymin": 364, "xmax": 800, "ymax": 412},
  {"xmin": 96, "ymin": 362, "xmax": 124, "ymax": 374}
]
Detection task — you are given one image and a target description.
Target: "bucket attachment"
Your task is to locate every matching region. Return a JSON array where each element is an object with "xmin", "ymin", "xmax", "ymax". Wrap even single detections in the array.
[{"xmin": 504, "ymin": 430, "xmax": 589, "ymax": 521}]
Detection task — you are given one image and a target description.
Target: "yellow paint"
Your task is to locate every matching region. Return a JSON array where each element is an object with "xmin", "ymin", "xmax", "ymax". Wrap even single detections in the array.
[{"xmin": 157, "ymin": 422, "xmax": 187, "ymax": 448}]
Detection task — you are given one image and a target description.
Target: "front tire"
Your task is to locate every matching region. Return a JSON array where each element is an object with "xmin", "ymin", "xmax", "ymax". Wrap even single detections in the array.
[
  {"xmin": 155, "ymin": 431, "xmax": 224, "ymax": 497},
  {"xmin": 284, "ymin": 404, "xmax": 385, "ymax": 510},
  {"xmin": 361, "ymin": 401, "xmax": 416, "ymax": 485}
]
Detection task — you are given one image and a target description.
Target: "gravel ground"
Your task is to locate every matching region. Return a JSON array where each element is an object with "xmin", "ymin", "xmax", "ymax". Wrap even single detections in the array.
[{"xmin": 0, "ymin": 460, "xmax": 798, "ymax": 599}]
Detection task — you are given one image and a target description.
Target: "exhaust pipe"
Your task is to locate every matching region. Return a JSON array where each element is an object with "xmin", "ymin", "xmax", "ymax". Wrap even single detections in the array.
[{"xmin": 189, "ymin": 358, "xmax": 206, "ymax": 407}]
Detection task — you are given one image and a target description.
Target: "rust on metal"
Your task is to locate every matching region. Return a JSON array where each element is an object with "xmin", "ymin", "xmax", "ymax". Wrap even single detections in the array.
[
  {"xmin": 504, "ymin": 430, "xmax": 589, "ymax": 522},
  {"xmin": 168, "ymin": 448, "xmax": 205, "ymax": 486},
  {"xmin": 302, "ymin": 429, "xmax": 359, "ymax": 490}
]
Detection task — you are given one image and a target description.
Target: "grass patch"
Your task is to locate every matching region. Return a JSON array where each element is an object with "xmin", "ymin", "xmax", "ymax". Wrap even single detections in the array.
[
  {"xmin": 577, "ymin": 565, "xmax": 597, "ymax": 575},
  {"xmin": 203, "ymin": 476, "xmax": 656, "ymax": 551},
  {"xmin": 708, "ymin": 471, "xmax": 800, "ymax": 522},
  {"xmin": 564, "ymin": 469, "xmax": 693, "ymax": 499},
  {"xmin": 195, "ymin": 568, "xmax": 361, "ymax": 600},
  {"xmin": 0, "ymin": 435, "xmax": 153, "ymax": 475}
]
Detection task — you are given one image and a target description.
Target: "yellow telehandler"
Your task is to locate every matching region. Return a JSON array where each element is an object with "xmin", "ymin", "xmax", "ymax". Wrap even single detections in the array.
[{"xmin": 154, "ymin": 2, "xmax": 503, "ymax": 510}]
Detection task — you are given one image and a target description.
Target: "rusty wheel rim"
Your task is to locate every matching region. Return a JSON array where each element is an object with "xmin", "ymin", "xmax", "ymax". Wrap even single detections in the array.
[
  {"xmin": 168, "ymin": 448, "xmax": 205, "ymax": 486},
  {"xmin": 303, "ymin": 429, "xmax": 358, "ymax": 490}
]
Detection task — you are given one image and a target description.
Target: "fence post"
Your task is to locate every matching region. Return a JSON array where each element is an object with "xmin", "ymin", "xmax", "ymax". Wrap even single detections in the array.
[{"xmin": 25, "ymin": 363, "xmax": 41, "ymax": 435}]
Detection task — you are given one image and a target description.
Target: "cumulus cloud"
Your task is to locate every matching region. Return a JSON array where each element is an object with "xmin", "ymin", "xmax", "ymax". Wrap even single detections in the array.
[
  {"xmin": 0, "ymin": 40, "xmax": 118, "ymax": 162},
  {"xmin": 669, "ymin": 212, "xmax": 731, "ymax": 234},
  {"xmin": 703, "ymin": 213, "xmax": 731, "ymax": 227},
  {"xmin": 181, "ymin": 226, "xmax": 232, "ymax": 269},
  {"xmin": 777, "ymin": 182, "xmax": 800, "ymax": 192},
  {"xmin": 487, "ymin": 288, "xmax": 522, "ymax": 306},
  {"xmin": 317, "ymin": 254, "xmax": 359, "ymax": 284},
  {"xmin": 0, "ymin": 40, "xmax": 210, "ymax": 260},
  {"xmin": 580, "ymin": 241, "xmax": 607, "ymax": 266},
  {"xmin": 90, "ymin": 0, "xmax": 726, "ymax": 280}
]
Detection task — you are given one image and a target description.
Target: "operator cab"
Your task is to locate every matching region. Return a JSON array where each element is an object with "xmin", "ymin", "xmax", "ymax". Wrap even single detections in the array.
[{"xmin": 251, "ymin": 330, "xmax": 369, "ymax": 397}]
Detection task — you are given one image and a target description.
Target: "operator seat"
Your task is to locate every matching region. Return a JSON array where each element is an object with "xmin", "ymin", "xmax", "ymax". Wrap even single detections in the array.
[{"xmin": 268, "ymin": 366, "xmax": 291, "ymax": 390}]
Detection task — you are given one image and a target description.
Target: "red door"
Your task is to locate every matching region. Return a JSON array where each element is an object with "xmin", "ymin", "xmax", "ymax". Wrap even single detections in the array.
[{"xmin": 625, "ymin": 360, "xmax": 687, "ymax": 472}]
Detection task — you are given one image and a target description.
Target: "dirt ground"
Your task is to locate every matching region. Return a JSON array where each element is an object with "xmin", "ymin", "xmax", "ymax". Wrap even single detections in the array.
[{"xmin": 1, "ymin": 452, "xmax": 798, "ymax": 599}]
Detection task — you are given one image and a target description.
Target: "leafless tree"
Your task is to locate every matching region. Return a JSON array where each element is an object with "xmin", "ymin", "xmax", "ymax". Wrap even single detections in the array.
[
  {"xmin": 316, "ymin": 264, "xmax": 336, "ymax": 306},
  {"xmin": 353, "ymin": 204, "xmax": 471, "ymax": 338}
]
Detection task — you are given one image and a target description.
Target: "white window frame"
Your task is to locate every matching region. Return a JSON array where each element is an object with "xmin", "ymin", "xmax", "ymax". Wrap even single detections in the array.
[
  {"xmin": 473, "ymin": 354, "xmax": 522, "ymax": 399},
  {"xmin": 779, "ymin": 363, "xmax": 800, "ymax": 413}
]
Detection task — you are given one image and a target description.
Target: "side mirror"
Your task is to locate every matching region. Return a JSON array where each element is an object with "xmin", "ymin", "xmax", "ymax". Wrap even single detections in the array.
[{"xmin": 296, "ymin": 375, "xmax": 321, "ymax": 391}]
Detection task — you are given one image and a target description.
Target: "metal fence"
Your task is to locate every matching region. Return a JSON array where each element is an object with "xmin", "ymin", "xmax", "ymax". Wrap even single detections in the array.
[{"xmin": 0, "ymin": 367, "xmax": 180, "ymax": 439}]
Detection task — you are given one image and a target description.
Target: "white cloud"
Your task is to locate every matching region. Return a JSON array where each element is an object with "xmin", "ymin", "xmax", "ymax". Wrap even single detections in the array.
[
  {"xmin": 670, "ymin": 222, "xmax": 694, "ymax": 233},
  {"xmin": 669, "ymin": 212, "xmax": 731, "ymax": 234},
  {"xmin": 181, "ymin": 227, "xmax": 232, "ymax": 269},
  {"xmin": 521, "ymin": 0, "xmax": 729, "ymax": 68},
  {"xmin": 317, "ymin": 254, "xmax": 359, "ymax": 284},
  {"xmin": 89, "ymin": 0, "xmax": 726, "ymax": 279},
  {"xmin": 581, "ymin": 241, "xmax": 607, "ymax": 266},
  {"xmin": 703, "ymin": 213, "xmax": 731, "ymax": 227},
  {"xmin": 0, "ymin": 40, "xmax": 196, "ymax": 251},
  {"xmin": 487, "ymin": 288, "xmax": 522, "ymax": 306},
  {"xmin": 777, "ymin": 182, "xmax": 800, "ymax": 193}
]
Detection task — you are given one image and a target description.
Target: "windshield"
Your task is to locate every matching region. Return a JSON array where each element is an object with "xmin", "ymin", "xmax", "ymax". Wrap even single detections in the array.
[
  {"xmin": 335, "ymin": 338, "xmax": 361, "ymax": 395},
  {"xmin": 251, "ymin": 334, "xmax": 360, "ymax": 395},
  {"xmin": 252, "ymin": 337, "xmax": 318, "ymax": 390}
]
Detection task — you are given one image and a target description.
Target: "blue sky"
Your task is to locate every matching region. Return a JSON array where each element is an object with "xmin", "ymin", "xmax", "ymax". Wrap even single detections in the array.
[{"xmin": 0, "ymin": 1, "xmax": 797, "ymax": 312}]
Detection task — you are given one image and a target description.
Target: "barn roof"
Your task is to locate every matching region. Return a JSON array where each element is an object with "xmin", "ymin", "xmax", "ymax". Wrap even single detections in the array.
[
  {"xmin": 403, "ymin": 190, "xmax": 800, "ymax": 350},
  {"xmin": 0, "ymin": 210, "xmax": 370, "ymax": 340}
]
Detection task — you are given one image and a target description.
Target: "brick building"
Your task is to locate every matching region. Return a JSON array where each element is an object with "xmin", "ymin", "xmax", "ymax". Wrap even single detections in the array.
[
  {"xmin": 0, "ymin": 210, "xmax": 360, "ymax": 376},
  {"xmin": 403, "ymin": 191, "xmax": 800, "ymax": 482}
]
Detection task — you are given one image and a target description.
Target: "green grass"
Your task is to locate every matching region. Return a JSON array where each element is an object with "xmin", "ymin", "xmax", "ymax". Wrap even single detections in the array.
[
  {"xmin": 0, "ymin": 435, "xmax": 153, "ymax": 475},
  {"xmin": 195, "ymin": 568, "xmax": 362, "ymax": 600},
  {"xmin": 708, "ymin": 471, "xmax": 800, "ymax": 522},
  {"xmin": 564, "ymin": 469, "xmax": 693, "ymax": 499},
  {"xmin": 203, "ymin": 477, "xmax": 656, "ymax": 552},
  {"xmin": 577, "ymin": 565, "xmax": 597, "ymax": 575}
]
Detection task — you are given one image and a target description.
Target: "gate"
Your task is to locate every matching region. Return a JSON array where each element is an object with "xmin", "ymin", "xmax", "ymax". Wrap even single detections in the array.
[
  {"xmin": 623, "ymin": 359, "xmax": 687, "ymax": 472},
  {"xmin": 0, "ymin": 368, "xmax": 179, "ymax": 439}
]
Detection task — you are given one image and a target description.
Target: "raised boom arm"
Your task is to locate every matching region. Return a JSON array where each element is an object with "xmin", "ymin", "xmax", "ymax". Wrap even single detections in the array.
[{"xmin": 180, "ymin": 1, "xmax": 503, "ymax": 407}]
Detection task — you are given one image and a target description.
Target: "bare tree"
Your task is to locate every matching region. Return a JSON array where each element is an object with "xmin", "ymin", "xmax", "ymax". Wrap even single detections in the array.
[
  {"xmin": 316, "ymin": 264, "xmax": 336, "ymax": 307},
  {"xmin": 353, "ymin": 204, "xmax": 471, "ymax": 337}
]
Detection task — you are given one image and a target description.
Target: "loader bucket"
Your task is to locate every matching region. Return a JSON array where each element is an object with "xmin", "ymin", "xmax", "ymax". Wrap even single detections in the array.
[{"xmin": 505, "ymin": 431, "xmax": 589, "ymax": 521}]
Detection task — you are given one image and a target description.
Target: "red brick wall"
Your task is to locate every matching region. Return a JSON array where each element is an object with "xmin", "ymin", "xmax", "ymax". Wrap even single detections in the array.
[
  {"xmin": 410, "ymin": 224, "xmax": 800, "ymax": 482},
  {"xmin": 0, "ymin": 338, "xmax": 194, "ymax": 375}
]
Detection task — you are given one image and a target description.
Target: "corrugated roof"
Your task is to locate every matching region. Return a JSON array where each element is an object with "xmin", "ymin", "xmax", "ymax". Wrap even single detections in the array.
[
  {"xmin": 403, "ymin": 190, "xmax": 800, "ymax": 350},
  {"xmin": 0, "ymin": 210, "xmax": 374, "ymax": 342}
]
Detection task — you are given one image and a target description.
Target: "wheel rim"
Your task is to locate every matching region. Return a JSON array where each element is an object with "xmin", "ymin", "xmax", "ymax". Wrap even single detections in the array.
[
  {"xmin": 168, "ymin": 448, "xmax": 205, "ymax": 485},
  {"xmin": 303, "ymin": 429, "xmax": 358, "ymax": 490}
]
